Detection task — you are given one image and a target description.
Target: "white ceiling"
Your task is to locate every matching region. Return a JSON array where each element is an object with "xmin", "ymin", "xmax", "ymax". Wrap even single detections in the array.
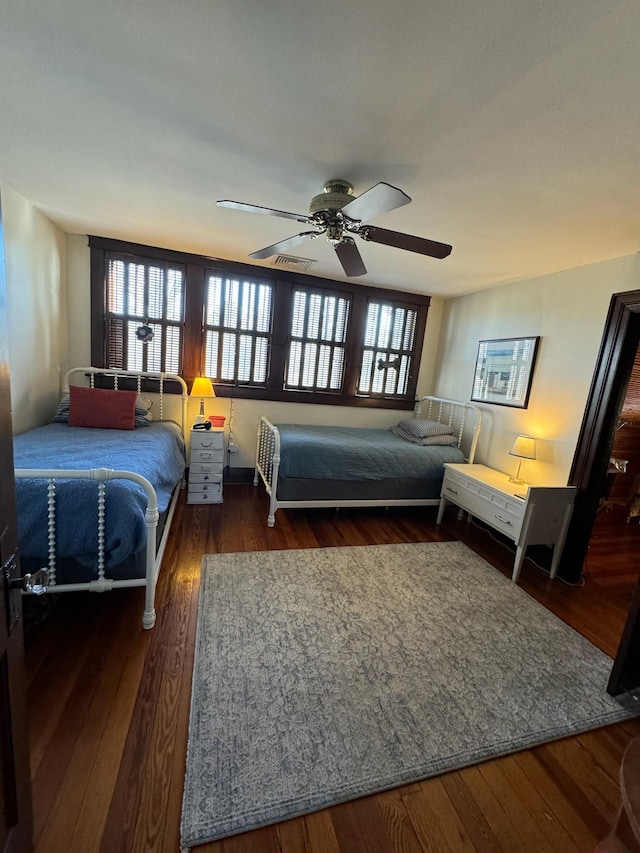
[{"xmin": 1, "ymin": 0, "xmax": 639, "ymax": 297}]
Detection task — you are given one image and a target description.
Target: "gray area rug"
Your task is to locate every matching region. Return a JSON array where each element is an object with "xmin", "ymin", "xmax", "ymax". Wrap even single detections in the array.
[{"xmin": 181, "ymin": 541, "xmax": 639, "ymax": 848}]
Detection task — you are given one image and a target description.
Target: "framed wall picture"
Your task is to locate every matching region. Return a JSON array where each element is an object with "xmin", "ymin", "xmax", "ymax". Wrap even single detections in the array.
[{"xmin": 471, "ymin": 336, "xmax": 540, "ymax": 408}]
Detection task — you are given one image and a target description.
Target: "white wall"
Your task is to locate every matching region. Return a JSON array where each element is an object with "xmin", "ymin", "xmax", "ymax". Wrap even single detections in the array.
[
  {"xmin": 434, "ymin": 253, "xmax": 640, "ymax": 485},
  {"xmin": 65, "ymin": 234, "xmax": 91, "ymax": 370},
  {"xmin": 2, "ymin": 184, "xmax": 67, "ymax": 433},
  {"xmin": 63, "ymin": 238, "xmax": 447, "ymax": 468}
]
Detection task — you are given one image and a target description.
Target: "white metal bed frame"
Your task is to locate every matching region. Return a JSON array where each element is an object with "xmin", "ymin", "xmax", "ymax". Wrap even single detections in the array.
[
  {"xmin": 14, "ymin": 367, "xmax": 188, "ymax": 629},
  {"xmin": 253, "ymin": 395, "xmax": 482, "ymax": 528}
]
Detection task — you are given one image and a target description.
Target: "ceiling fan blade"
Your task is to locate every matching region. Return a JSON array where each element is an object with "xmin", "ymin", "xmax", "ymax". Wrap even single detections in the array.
[
  {"xmin": 249, "ymin": 231, "xmax": 319, "ymax": 260},
  {"xmin": 340, "ymin": 182, "xmax": 411, "ymax": 223},
  {"xmin": 217, "ymin": 199, "xmax": 313, "ymax": 224},
  {"xmin": 334, "ymin": 237, "xmax": 367, "ymax": 277},
  {"xmin": 361, "ymin": 225, "xmax": 452, "ymax": 259}
]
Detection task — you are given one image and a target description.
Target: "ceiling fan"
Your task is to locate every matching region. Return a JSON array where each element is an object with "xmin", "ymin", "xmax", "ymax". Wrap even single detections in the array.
[{"xmin": 217, "ymin": 179, "xmax": 452, "ymax": 278}]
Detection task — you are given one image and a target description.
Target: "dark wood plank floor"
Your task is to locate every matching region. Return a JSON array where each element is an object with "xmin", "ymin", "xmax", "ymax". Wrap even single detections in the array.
[{"xmin": 23, "ymin": 484, "xmax": 640, "ymax": 853}]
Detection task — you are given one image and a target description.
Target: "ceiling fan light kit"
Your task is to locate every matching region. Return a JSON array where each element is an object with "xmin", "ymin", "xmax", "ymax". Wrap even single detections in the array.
[
  {"xmin": 218, "ymin": 179, "xmax": 452, "ymax": 278},
  {"xmin": 308, "ymin": 179, "xmax": 355, "ymax": 216}
]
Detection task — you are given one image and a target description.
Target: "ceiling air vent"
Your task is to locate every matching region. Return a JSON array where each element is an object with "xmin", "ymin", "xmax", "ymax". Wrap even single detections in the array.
[{"xmin": 273, "ymin": 254, "xmax": 316, "ymax": 271}]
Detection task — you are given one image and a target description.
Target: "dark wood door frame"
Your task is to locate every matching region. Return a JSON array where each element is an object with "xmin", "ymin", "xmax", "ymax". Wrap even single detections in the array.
[
  {"xmin": 0, "ymin": 194, "xmax": 33, "ymax": 850},
  {"xmin": 560, "ymin": 289, "xmax": 640, "ymax": 585},
  {"xmin": 556, "ymin": 289, "xmax": 640, "ymax": 695}
]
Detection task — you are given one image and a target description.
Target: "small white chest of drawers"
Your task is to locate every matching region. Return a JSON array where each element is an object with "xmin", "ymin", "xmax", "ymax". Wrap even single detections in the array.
[
  {"xmin": 437, "ymin": 463, "xmax": 576, "ymax": 583},
  {"xmin": 188, "ymin": 427, "xmax": 224, "ymax": 504}
]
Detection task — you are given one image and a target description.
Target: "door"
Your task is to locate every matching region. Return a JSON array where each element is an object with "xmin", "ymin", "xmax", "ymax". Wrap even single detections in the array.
[
  {"xmin": 0, "ymin": 195, "xmax": 33, "ymax": 850},
  {"xmin": 559, "ymin": 289, "xmax": 640, "ymax": 694},
  {"xmin": 560, "ymin": 291, "xmax": 640, "ymax": 580}
]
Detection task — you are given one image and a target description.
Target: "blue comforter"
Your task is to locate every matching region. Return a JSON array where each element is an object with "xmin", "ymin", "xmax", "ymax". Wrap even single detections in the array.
[
  {"xmin": 275, "ymin": 425, "xmax": 464, "ymax": 480},
  {"xmin": 13, "ymin": 422, "xmax": 186, "ymax": 571}
]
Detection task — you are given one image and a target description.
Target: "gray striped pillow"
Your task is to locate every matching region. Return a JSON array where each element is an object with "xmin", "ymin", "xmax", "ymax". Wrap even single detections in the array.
[
  {"xmin": 390, "ymin": 424, "xmax": 458, "ymax": 446},
  {"xmin": 393, "ymin": 418, "xmax": 453, "ymax": 439}
]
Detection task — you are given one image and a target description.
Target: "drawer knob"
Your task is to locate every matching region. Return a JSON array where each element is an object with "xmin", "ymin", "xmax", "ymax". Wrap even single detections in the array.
[
  {"xmin": 446, "ymin": 487, "xmax": 458, "ymax": 495},
  {"xmin": 494, "ymin": 514, "xmax": 512, "ymax": 526}
]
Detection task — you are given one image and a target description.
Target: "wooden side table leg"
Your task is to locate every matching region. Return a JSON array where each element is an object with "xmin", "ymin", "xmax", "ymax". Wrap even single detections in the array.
[
  {"xmin": 550, "ymin": 504, "xmax": 574, "ymax": 580},
  {"xmin": 512, "ymin": 546, "xmax": 526, "ymax": 583}
]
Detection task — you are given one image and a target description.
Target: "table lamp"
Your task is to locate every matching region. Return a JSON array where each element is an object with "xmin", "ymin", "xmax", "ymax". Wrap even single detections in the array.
[
  {"xmin": 190, "ymin": 377, "xmax": 215, "ymax": 424},
  {"xmin": 509, "ymin": 434, "xmax": 536, "ymax": 484}
]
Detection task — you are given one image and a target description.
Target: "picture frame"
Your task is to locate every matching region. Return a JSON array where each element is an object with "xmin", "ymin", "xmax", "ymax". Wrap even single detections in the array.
[{"xmin": 471, "ymin": 336, "xmax": 540, "ymax": 408}]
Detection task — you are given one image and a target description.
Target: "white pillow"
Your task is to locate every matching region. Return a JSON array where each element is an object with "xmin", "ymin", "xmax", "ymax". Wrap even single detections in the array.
[
  {"xmin": 394, "ymin": 418, "xmax": 453, "ymax": 439},
  {"xmin": 136, "ymin": 395, "xmax": 153, "ymax": 421}
]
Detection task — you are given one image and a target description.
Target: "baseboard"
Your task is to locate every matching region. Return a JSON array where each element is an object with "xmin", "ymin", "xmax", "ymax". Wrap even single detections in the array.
[{"xmin": 224, "ymin": 467, "xmax": 254, "ymax": 484}]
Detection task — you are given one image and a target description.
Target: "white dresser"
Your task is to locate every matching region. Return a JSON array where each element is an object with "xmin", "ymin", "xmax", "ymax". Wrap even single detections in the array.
[
  {"xmin": 437, "ymin": 463, "xmax": 576, "ymax": 583},
  {"xmin": 188, "ymin": 427, "xmax": 224, "ymax": 504}
]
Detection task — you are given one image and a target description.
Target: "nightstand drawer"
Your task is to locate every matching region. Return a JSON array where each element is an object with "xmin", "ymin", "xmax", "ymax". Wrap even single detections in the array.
[
  {"xmin": 188, "ymin": 482, "xmax": 222, "ymax": 497},
  {"xmin": 190, "ymin": 461, "xmax": 223, "ymax": 475},
  {"xmin": 459, "ymin": 489, "xmax": 523, "ymax": 539},
  {"xmin": 447, "ymin": 469, "xmax": 524, "ymax": 517},
  {"xmin": 189, "ymin": 471, "xmax": 222, "ymax": 484},
  {"xmin": 191, "ymin": 448, "xmax": 223, "ymax": 463},
  {"xmin": 191, "ymin": 430, "xmax": 224, "ymax": 450}
]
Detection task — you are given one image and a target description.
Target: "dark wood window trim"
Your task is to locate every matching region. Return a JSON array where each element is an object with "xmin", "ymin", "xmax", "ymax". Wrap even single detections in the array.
[{"xmin": 89, "ymin": 236, "xmax": 430, "ymax": 410}]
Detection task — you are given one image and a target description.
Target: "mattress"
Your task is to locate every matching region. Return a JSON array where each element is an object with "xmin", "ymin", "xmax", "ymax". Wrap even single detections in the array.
[
  {"xmin": 13, "ymin": 421, "xmax": 186, "ymax": 577},
  {"xmin": 275, "ymin": 424, "xmax": 465, "ymax": 482}
]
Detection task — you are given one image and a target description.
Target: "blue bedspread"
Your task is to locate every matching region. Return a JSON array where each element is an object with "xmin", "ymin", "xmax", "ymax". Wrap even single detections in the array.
[
  {"xmin": 13, "ymin": 422, "xmax": 186, "ymax": 571},
  {"xmin": 275, "ymin": 425, "xmax": 464, "ymax": 480}
]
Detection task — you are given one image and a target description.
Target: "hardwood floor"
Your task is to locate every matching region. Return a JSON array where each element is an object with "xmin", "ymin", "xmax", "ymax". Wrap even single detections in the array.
[{"xmin": 23, "ymin": 485, "xmax": 640, "ymax": 853}]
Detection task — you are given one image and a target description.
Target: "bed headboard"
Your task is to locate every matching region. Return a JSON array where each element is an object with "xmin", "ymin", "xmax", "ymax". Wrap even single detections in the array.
[
  {"xmin": 63, "ymin": 367, "xmax": 189, "ymax": 440},
  {"xmin": 416, "ymin": 395, "xmax": 482, "ymax": 463}
]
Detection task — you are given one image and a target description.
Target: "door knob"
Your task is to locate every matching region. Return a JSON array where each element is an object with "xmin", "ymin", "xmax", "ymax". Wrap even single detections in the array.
[{"xmin": 10, "ymin": 568, "xmax": 49, "ymax": 595}]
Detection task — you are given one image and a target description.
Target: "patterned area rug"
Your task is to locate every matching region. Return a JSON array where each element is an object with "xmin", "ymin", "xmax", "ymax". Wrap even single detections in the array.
[{"xmin": 181, "ymin": 541, "xmax": 638, "ymax": 849}]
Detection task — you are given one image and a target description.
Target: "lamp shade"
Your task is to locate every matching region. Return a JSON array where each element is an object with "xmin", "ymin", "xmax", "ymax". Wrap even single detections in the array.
[
  {"xmin": 509, "ymin": 434, "xmax": 536, "ymax": 460},
  {"xmin": 190, "ymin": 377, "xmax": 215, "ymax": 398}
]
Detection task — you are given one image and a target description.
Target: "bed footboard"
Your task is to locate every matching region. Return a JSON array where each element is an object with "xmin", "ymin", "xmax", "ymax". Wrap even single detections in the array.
[
  {"xmin": 14, "ymin": 467, "xmax": 164, "ymax": 629},
  {"xmin": 253, "ymin": 417, "xmax": 281, "ymax": 527}
]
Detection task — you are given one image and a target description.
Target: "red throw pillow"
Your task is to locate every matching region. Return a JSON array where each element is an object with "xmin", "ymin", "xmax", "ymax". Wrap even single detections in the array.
[{"xmin": 68, "ymin": 385, "xmax": 137, "ymax": 430}]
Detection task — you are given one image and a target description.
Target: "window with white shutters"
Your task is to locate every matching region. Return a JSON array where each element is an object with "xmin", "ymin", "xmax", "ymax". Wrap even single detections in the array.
[
  {"xmin": 286, "ymin": 287, "xmax": 350, "ymax": 392},
  {"xmin": 203, "ymin": 274, "xmax": 272, "ymax": 385},
  {"xmin": 358, "ymin": 300, "xmax": 418, "ymax": 398},
  {"xmin": 104, "ymin": 255, "xmax": 184, "ymax": 374}
]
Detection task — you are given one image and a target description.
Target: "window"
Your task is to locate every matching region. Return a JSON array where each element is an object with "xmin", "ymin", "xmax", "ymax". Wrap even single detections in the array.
[
  {"xmin": 204, "ymin": 274, "xmax": 272, "ymax": 385},
  {"xmin": 90, "ymin": 237, "xmax": 430, "ymax": 409},
  {"xmin": 286, "ymin": 287, "xmax": 350, "ymax": 392},
  {"xmin": 103, "ymin": 255, "xmax": 184, "ymax": 373},
  {"xmin": 359, "ymin": 300, "xmax": 418, "ymax": 397}
]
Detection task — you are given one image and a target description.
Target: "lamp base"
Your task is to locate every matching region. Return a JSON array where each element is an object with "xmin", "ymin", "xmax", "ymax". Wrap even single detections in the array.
[
  {"xmin": 193, "ymin": 414, "xmax": 205, "ymax": 425},
  {"xmin": 508, "ymin": 476, "xmax": 525, "ymax": 485}
]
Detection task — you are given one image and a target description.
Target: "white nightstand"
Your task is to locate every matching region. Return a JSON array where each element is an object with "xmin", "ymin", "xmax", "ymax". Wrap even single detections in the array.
[
  {"xmin": 188, "ymin": 427, "xmax": 224, "ymax": 504},
  {"xmin": 437, "ymin": 463, "xmax": 576, "ymax": 583}
]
